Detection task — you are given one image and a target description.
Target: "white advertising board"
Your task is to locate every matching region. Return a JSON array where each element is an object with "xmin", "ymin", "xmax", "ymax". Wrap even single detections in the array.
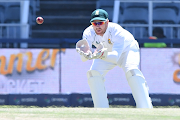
[{"xmin": 0, "ymin": 49, "xmax": 60, "ymax": 94}]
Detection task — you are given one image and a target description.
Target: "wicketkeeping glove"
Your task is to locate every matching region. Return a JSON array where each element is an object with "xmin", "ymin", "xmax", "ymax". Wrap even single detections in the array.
[
  {"xmin": 76, "ymin": 48, "xmax": 93, "ymax": 60},
  {"xmin": 76, "ymin": 39, "xmax": 93, "ymax": 60},
  {"xmin": 92, "ymin": 43, "xmax": 108, "ymax": 59}
]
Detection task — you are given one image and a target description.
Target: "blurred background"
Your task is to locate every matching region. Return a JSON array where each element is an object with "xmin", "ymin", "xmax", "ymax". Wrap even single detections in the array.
[{"xmin": 0, "ymin": 0, "xmax": 180, "ymax": 107}]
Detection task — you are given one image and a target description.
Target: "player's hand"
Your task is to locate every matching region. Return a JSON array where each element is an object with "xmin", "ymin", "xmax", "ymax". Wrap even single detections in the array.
[
  {"xmin": 76, "ymin": 39, "xmax": 93, "ymax": 60},
  {"xmin": 91, "ymin": 42, "xmax": 108, "ymax": 59},
  {"xmin": 83, "ymin": 51, "xmax": 93, "ymax": 60},
  {"xmin": 76, "ymin": 48, "xmax": 82, "ymax": 54},
  {"xmin": 92, "ymin": 48, "xmax": 108, "ymax": 59},
  {"xmin": 76, "ymin": 48, "xmax": 93, "ymax": 60}
]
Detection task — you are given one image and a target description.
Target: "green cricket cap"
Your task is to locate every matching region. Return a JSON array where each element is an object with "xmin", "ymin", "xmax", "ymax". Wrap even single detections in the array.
[{"xmin": 90, "ymin": 9, "xmax": 108, "ymax": 22}]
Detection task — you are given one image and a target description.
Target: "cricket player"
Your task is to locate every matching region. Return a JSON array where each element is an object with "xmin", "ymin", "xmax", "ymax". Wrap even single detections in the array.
[{"xmin": 76, "ymin": 9, "xmax": 153, "ymax": 108}]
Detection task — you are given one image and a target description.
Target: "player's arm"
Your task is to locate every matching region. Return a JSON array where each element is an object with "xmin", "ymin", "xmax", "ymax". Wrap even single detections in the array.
[{"xmin": 104, "ymin": 38, "xmax": 124, "ymax": 63}]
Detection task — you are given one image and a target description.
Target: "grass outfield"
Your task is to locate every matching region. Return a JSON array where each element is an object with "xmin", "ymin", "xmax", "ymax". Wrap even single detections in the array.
[{"xmin": 0, "ymin": 106, "xmax": 180, "ymax": 120}]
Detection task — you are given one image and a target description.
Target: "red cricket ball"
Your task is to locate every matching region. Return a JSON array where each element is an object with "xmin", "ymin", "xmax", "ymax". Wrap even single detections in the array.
[{"xmin": 36, "ymin": 17, "xmax": 44, "ymax": 24}]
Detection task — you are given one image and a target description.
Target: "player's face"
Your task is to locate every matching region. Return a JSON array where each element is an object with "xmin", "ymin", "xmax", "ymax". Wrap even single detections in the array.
[{"xmin": 91, "ymin": 20, "xmax": 109, "ymax": 36}]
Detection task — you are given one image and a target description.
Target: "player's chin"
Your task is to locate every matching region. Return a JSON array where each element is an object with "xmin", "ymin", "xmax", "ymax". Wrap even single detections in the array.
[{"xmin": 95, "ymin": 30, "xmax": 103, "ymax": 35}]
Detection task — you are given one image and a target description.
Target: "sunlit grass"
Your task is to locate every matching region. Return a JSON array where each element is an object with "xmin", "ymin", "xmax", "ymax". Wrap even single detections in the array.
[{"xmin": 0, "ymin": 105, "xmax": 180, "ymax": 120}]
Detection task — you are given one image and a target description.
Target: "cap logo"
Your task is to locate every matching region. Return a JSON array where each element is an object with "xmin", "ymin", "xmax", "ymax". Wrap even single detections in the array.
[{"xmin": 95, "ymin": 10, "xmax": 99, "ymax": 15}]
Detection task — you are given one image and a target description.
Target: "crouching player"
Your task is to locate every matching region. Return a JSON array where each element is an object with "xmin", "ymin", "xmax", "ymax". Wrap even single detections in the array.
[{"xmin": 76, "ymin": 9, "xmax": 153, "ymax": 108}]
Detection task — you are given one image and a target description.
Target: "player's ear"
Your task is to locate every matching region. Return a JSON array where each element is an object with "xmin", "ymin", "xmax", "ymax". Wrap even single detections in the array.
[{"xmin": 106, "ymin": 19, "xmax": 109, "ymax": 24}]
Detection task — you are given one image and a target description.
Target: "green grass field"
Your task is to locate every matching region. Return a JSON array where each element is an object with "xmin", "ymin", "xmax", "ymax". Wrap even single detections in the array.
[{"xmin": 0, "ymin": 106, "xmax": 180, "ymax": 120}]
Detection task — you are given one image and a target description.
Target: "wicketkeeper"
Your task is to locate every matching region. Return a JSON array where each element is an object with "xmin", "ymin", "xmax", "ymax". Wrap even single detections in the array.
[{"xmin": 76, "ymin": 9, "xmax": 153, "ymax": 108}]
